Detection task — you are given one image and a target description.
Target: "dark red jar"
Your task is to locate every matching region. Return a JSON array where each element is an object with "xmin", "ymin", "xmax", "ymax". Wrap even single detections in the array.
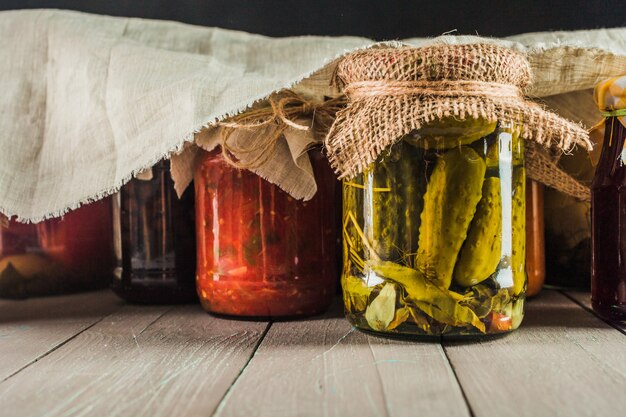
[
  {"xmin": 0, "ymin": 199, "xmax": 114, "ymax": 298},
  {"xmin": 592, "ymin": 116, "xmax": 626, "ymax": 321},
  {"xmin": 194, "ymin": 148, "xmax": 339, "ymax": 317}
]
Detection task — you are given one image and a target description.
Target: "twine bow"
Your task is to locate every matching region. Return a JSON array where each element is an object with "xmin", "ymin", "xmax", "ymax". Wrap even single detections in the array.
[{"xmin": 218, "ymin": 91, "xmax": 346, "ymax": 170}]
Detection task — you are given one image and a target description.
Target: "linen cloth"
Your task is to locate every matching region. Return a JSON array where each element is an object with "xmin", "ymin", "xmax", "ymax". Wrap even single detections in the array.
[{"xmin": 2, "ymin": 9, "xmax": 626, "ymax": 222}]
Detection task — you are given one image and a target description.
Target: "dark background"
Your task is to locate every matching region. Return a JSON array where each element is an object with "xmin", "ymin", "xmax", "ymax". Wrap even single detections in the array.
[{"xmin": 1, "ymin": 0, "xmax": 625, "ymax": 39}]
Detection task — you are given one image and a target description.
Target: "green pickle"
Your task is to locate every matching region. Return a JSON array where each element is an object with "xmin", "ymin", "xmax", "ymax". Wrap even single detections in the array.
[
  {"xmin": 416, "ymin": 146, "xmax": 486, "ymax": 288},
  {"xmin": 407, "ymin": 117, "xmax": 497, "ymax": 150},
  {"xmin": 342, "ymin": 118, "xmax": 526, "ymax": 337},
  {"xmin": 454, "ymin": 177, "xmax": 502, "ymax": 287}
]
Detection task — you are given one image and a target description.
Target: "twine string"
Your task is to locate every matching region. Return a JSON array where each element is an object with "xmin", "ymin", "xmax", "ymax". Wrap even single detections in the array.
[{"xmin": 218, "ymin": 91, "xmax": 346, "ymax": 170}]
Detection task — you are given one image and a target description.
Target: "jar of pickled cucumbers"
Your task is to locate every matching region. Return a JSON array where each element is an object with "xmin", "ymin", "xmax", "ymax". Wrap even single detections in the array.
[
  {"xmin": 341, "ymin": 118, "xmax": 526, "ymax": 337},
  {"xmin": 328, "ymin": 44, "xmax": 589, "ymax": 338}
]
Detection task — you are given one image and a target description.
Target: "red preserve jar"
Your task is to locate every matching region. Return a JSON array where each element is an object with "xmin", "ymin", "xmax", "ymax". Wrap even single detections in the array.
[
  {"xmin": 194, "ymin": 148, "xmax": 339, "ymax": 317},
  {"xmin": 0, "ymin": 199, "xmax": 114, "ymax": 298},
  {"xmin": 592, "ymin": 116, "xmax": 626, "ymax": 321}
]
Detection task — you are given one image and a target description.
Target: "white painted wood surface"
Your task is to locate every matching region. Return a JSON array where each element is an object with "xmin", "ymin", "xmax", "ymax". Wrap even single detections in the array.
[
  {"xmin": 0, "ymin": 290, "xmax": 623, "ymax": 417},
  {"xmin": 565, "ymin": 290, "xmax": 626, "ymax": 334},
  {"xmin": 444, "ymin": 291, "xmax": 626, "ymax": 417},
  {"xmin": 0, "ymin": 303, "xmax": 269, "ymax": 417},
  {"xmin": 215, "ymin": 303, "xmax": 470, "ymax": 417},
  {"xmin": 0, "ymin": 291, "xmax": 121, "ymax": 381}
]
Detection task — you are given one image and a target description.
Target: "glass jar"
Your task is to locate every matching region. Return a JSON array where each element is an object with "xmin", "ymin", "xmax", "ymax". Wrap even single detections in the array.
[
  {"xmin": 194, "ymin": 148, "xmax": 338, "ymax": 317},
  {"xmin": 591, "ymin": 117, "xmax": 626, "ymax": 321},
  {"xmin": 544, "ymin": 150, "xmax": 593, "ymax": 291},
  {"xmin": 526, "ymin": 179, "xmax": 545, "ymax": 297},
  {"xmin": 111, "ymin": 160, "xmax": 197, "ymax": 304},
  {"xmin": 0, "ymin": 199, "xmax": 114, "ymax": 298},
  {"xmin": 342, "ymin": 118, "xmax": 526, "ymax": 337}
]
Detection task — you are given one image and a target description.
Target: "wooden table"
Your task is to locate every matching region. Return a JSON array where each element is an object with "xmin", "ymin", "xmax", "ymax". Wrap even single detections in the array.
[{"xmin": 0, "ymin": 289, "xmax": 624, "ymax": 417}]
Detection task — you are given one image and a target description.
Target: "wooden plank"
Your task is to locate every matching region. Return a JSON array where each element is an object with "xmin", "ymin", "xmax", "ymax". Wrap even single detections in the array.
[
  {"xmin": 0, "ymin": 304, "xmax": 268, "ymax": 417},
  {"xmin": 0, "ymin": 290, "xmax": 122, "ymax": 381},
  {"xmin": 564, "ymin": 290, "xmax": 626, "ymax": 334},
  {"xmin": 444, "ymin": 290, "xmax": 626, "ymax": 417},
  {"xmin": 215, "ymin": 302, "xmax": 470, "ymax": 417}
]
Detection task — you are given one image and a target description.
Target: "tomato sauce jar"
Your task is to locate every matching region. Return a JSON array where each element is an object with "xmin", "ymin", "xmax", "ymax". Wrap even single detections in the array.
[{"xmin": 194, "ymin": 148, "xmax": 339, "ymax": 317}]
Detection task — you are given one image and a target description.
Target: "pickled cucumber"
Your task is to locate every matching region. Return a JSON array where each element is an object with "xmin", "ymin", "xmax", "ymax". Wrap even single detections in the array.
[
  {"xmin": 397, "ymin": 140, "xmax": 423, "ymax": 263},
  {"xmin": 416, "ymin": 146, "xmax": 486, "ymax": 288},
  {"xmin": 363, "ymin": 145, "xmax": 399, "ymax": 261},
  {"xmin": 406, "ymin": 117, "xmax": 497, "ymax": 150},
  {"xmin": 454, "ymin": 177, "xmax": 503, "ymax": 287},
  {"xmin": 485, "ymin": 125, "xmax": 523, "ymax": 169},
  {"xmin": 511, "ymin": 167, "xmax": 526, "ymax": 295}
]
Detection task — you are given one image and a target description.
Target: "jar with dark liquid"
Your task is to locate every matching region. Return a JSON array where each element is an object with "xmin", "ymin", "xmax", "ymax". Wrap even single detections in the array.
[
  {"xmin": 112, "ymin": 160, "xmax": 197, "ymax": 304},
  {"xmin": 592, "ymin": 117, "xmax": 626, "ymax": 321}
]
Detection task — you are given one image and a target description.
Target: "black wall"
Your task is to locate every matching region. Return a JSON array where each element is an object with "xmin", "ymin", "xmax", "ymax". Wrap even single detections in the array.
[{"xmin": 1, "ymin": 0, "xmax": 625, "ymax": 39}]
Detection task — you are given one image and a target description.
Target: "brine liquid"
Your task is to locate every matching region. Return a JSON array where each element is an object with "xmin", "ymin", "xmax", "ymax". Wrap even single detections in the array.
[{"xmin": 592, "ymin": 118, "xmax": 626, "ymax": 321}]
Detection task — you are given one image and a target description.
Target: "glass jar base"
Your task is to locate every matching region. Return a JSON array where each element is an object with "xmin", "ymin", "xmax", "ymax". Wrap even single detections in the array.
[
  {"xmin": 111, "ymin": 273, "xmax": 197, "ymax": 304},
  {"xmin": 345, "ymin": 312, "xmax": 519, "ymax": 340},
  {"xmin": 198, "ymin": 279, "xmax": 334, "ymax": 318},
  {"xmin": 592, "ymin": 299, "xmax": 626, "ymax": 322}
]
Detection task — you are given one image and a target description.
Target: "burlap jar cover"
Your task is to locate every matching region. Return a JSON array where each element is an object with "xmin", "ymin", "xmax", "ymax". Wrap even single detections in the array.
[
  {"xmin": 324, "ymin": 44, "xmax": 592, "ymax": 197},
  {"xmin": 167, "ymin": 90, "xmax": 345, "ymax": 202}
]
